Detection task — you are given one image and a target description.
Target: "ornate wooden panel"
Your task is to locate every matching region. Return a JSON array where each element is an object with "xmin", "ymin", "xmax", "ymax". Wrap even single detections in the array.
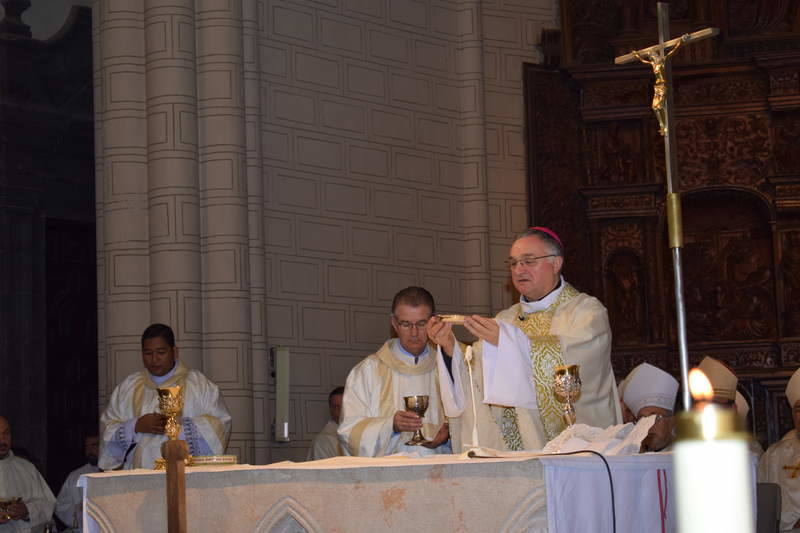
[{"xmin": 525, "ymin": 0, "xmax": 800, "ymax": 448}]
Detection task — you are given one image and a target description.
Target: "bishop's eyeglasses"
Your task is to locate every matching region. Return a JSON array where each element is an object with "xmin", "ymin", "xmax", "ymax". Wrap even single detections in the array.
[{"xmin": 505, "ymin": 254, "xmax": 557, "ymax": 269}]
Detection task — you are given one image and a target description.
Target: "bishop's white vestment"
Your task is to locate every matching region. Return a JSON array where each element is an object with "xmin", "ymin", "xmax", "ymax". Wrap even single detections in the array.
[
  {"xmin": 99, "ymin": 361, "xmax": 231, "ymax": 470},
  {"xmin": 759, "ymin": 429, "xmax": 800, "ymax": 531},
  {"xmin": 338, "ymin": 340, "xmax": 449, "ymax": 457},
  {"xmin": 306, "ymin": 420, "xmax": 342, "ymax": 461},
  {"xmin": 438, "ymin": 281, "xmax": 621, "ymax": 452},
  {"xmin": 0, "ymin": 452, "xmax": 55, "ymax": 533}
]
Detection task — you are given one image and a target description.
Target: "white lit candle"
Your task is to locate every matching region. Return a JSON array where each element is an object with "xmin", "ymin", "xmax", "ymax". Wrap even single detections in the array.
[{"xmin": 674, "ymin": 369, "xmax": 754, "ymax": 533}]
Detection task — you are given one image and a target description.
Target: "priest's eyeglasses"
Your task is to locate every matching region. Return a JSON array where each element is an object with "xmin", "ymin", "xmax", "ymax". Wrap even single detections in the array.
[
  {"xmin": 393, "ymin": 318, "xmax": 429, "ymax": 330},
  {"xmin": 505, "ymin": 254, "xmax": 557, "ymax": 269}
]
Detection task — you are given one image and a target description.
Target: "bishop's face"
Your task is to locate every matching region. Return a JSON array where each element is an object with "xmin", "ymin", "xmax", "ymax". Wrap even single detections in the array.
[
  {"xmin": 639, "ymin": 406, "xmax": 674, "ymax": 452},
  {"xmin": 509, "ymin": 236, "xmax": 563, "ymax": 301}
]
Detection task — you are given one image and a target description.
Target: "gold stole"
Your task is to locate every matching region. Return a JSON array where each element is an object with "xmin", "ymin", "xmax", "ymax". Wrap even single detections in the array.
[{"xmin": 500, "ymin": 283, "xmax": 579, "ymax": 449}]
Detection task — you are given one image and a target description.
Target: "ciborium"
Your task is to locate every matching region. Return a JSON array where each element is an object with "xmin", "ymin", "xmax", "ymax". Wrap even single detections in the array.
[
  {"xmin": 403, "ymin": 395, "xmax": 431, "ymax": 446},
  {"xmin": 553, "ymin": 364, "xmax": 582, "ymax": 426}
]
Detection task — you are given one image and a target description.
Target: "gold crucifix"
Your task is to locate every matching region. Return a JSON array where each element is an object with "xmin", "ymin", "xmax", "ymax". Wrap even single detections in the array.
[
  {"xmin": 784, "ymin": 461, "xmax": 800, "ymax": 479},
  {"xmin": 615, "ymin": 27, "xmax": 718, "ymax": 136},
  {"xmin": 614, "ymin": 2, "xmax": 720, "ymax": 412}
]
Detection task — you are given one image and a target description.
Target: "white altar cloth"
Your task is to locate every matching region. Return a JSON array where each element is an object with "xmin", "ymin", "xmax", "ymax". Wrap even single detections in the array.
[{"xmin": 79, "ymin": 452, "xmax": 676, "ymax": 533}]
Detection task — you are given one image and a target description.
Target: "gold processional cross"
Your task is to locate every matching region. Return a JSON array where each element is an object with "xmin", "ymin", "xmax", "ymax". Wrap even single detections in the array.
[{"xmin": 614, "ymin": 2, "xmax": 719, "ymax": 411}]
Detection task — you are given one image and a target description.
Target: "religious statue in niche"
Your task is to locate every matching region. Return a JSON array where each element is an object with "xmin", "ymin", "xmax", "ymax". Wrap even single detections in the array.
[
  {"xmin": 605, "ymin": 250, "xmax": 646, "ymax": 345},
  {"xmin": 594, "ymin": 122, "xmax": 637, "ymax": 184},
  {"xmin": 682, "ymin": 235, "xmax": 774, "ymax": 341},
  {"xmin": 781, "ymin": 231, "xmax": 800, "ymax": 336}
]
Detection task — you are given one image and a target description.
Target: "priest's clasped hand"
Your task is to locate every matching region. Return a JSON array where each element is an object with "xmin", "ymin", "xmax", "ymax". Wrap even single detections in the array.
[
  {"xmin": 393, "ymin": 410, "xmax": 423, "ymax": 433},
  {"xmin": 135, "ymin": 413, "xmax": 168, "ymax": 434},
  {"xmin": 421, "ymin": 422, "xmax": 450, "ymax": 449},
  {"xmin": 0, "ymin": 500, "xmax": 29, "ymax": 522}
]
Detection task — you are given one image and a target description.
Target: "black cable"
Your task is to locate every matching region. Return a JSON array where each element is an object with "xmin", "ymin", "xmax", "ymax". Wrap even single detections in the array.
[
  {"xmin": 468, "ymin": 449, "xmax": 616, "ymax": 533},
  {"xmin": 545, "ymin": 450, "xmax": 616, "ymax": 533}
]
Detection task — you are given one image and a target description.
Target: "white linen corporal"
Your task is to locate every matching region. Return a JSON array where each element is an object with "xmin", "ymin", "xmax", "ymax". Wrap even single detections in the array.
[
  {"xmin": 338, "ymin": 339, "xmax": 449, "ymax": 457},
  {"xmin": 54, "ymin": 463, "xmax": 99, "ymax": 531},
  {"xmin": 0, "ymin": 452, "xmax": 55, "ymax": 533},
  {"xmin": 99, "ymin": 361, "xmax": 231, "ymax": 470},
  {"xmin": 437, "ymin": 282, "xmax": 621, "ymax": 452}
]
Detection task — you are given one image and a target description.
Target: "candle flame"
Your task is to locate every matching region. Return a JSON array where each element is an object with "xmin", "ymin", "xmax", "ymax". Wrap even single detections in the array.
[{"xmin": 688, "ymin": 368, "xmax": 713, "ymax": 402}]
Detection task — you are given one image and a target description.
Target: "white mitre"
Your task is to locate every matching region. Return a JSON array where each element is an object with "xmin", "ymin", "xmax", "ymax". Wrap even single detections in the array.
[
  {"xmin": 734, "ymin": 391, "xmax": 749, "ymax": 418},
  {"xmin": 623, "ymin": 363, "xmax": 679, "ymax": 416},
  {"xmin": 786, "ymin": 367, "xmax": 800, "ymax": 409},
  {"xmin": 618, "ymin": 365, "xmax": 642, "ymax": 402},
  {"xmin": 698, "ymin": 357, "xmax": 738, "ymax": 403}
]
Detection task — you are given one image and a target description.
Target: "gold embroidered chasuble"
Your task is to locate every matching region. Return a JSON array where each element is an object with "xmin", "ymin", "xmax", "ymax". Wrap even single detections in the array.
[
  {"xmin": 500, "ymin": 284, "xmax": 579, "ymax": 449},
  {"xmin": 338, "ymin": 340, "xmax": 448, "ymax": 457},
  {"xmin": 440, "ymin": 283, "xmax": 620, "ymax": 453}
]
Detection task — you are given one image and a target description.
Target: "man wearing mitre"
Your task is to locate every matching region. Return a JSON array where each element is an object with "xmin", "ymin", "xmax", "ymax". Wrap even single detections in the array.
[
  {"xmin": 622, "ymin": 363, "xmax": 678, "ymax": 452},
  {"xmin": 758, "ymin": 367, "xmax": 800, "ymax": 531},
  {"xmin": 338, "ymin": 287, "xmax": 450, "ymax": 457},
  {"xmin": 428, "ymin": 227, "xmax": 620, "ymax": 452},
  {"xmin": 99, "ymin": 324, "xmax": 232, "ymax": 470}
]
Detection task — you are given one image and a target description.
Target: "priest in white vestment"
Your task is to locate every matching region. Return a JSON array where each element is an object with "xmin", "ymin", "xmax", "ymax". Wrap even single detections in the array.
[
  {"xmin": 0, "ymin": 416, "xmax": 56, "ymax": 533},
  {"xmin": 338, "ymin": 287, "xmax": 450, "ymax": 457},
  {"xmin": 759, "ymin": 368, "xmax": 800, "ymax": 531},
  {"xmin": 307, "ymin": 387, "xmax": 344, "ymax": 460},
  {"xmin": 622, "ymin": 363, "xmax": 678, "ymax": 452},
  {"xmin": 99, "ymin": 324, "xmax": 232, "ymax": 470},
  {"xmin": 428, "ymin": 227, "xmax": 620, "ymax": 452},
  {"xmin": 54, "ymin": 434, "xmax": 100, "ymax": 531}
]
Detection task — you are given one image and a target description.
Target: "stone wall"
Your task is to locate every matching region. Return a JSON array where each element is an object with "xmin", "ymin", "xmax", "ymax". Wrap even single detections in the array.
[{"xmin": 93, "ymin": 0, "xmax": 558, "ymax": 463}]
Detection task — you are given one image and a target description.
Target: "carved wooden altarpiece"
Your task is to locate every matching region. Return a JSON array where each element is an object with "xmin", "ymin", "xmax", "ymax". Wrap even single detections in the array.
[{"xmin": 524, "ymin": 0, "xmax": 800, "ymax": 447}]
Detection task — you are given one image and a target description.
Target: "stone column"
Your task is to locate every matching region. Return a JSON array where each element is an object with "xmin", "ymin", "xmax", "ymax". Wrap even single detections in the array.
[
  {"xmin": 144, "ymin": 0, "xmax": 203, "ymax": 368},
  {"xmin": 196, "ymin": 2, "xmax": 254, "ymax": 462},
  {"xmin": 94, "ymin": 0, "xmax": 256, "ymax": 462},
  {"xmin": 94, "ymin": 0, "xmax": 150, "ymax": 397}
]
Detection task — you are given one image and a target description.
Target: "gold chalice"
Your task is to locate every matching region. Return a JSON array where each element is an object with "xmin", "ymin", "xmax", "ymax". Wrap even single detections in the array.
[
  {"xmin": 154, "ymin": 385, "xmax": 193, "ymax": 469},
  {"xmin": 0, "ymin": 498, "xmax": 20, "ymax": 521},
  {"xmin": 553, "ymin": 364, "xmax": 582, "ymax": 426},
  {"xmin": 403, "ymin": 395, "xmax": 431, "ymax": 446}
]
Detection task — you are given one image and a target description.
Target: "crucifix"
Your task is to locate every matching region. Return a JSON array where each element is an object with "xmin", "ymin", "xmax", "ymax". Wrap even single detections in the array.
[
  {"xmin": 614, "ymin": 3, "xmax": 718, "ymax": 411},
  {"xmin": 783, "ymin": 461, "xmax": 800, "ymax": 479}
]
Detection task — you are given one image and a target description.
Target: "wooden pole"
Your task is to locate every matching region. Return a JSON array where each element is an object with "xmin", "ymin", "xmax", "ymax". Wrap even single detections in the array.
[{"xmin": 162, "ymin": 440, "xmax": 189, "ymax": 533}]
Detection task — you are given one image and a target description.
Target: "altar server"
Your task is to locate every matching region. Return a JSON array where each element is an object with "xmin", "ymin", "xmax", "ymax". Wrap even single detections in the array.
[
  {"xmin": 338, "ymin": 287, "xmax": 450, "ymax": 457},
  {"xmin": 0, "ymin": 416, "xmax": 55, "ymax": 533},
  {"xmin": 428, "ymin": 228, "xmax": 620, "ymax": 452},
  {"xmin": 758, "ymin": 368, "xmax": 800, "ymax": 531},
  {"xmin": 54, "ymin": 433, "xmax": 100, "ymax": 531},
  {"xmin": 622, "ymin": 363, "xmax": 678, "ymax": 452},
  {"xmin": 307, "ymin": 387, "xmax": 344, "ymax": 460},
  {"xmin": 99, "ymin": 324, "xmax": 232, "ymax": 470}
]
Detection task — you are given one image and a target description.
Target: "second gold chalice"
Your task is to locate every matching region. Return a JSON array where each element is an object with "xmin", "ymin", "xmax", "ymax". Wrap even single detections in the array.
[
  {"xmin": 403, "ymin": 395, "xmax": 431, "ymax": 446},
  {"xmin": 553, "ymin": 364, "xmax": 582, "ymax": 427}
]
